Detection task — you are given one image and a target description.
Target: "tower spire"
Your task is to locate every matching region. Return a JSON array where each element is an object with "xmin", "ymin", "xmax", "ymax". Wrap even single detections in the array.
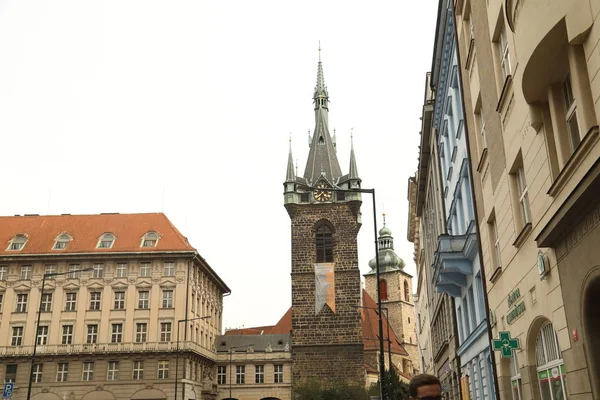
[
  {"xmin": 349, "ymin": 128, "xmax": 360, "ymax": 180},
  {"xmin": 285, "ymin": 134, "xmax": 295, "ymax": 182}
]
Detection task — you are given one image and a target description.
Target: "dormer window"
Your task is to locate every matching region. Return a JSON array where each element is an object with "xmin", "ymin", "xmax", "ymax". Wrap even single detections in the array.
[
  {"xmin": 97, "ymin": 233, "xmax": 115, "ymax": 249},
  {"xmin": 8, "ymin": 234, "xmax": 27, "ymax": 251},
  {"xmin": 53, "ymin": 234, "xmax": 71, "ymax": 250},
  {"xmin": 141, "ymin": 232, "xmax": 159, "ymax": 247}
]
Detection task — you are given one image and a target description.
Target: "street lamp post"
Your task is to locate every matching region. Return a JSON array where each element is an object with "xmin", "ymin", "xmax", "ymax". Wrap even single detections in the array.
[
  {"xmin": 27, "ymin": 266, "xmax": 93, "ymax": 400},
  {"xmin": 307, "ymin": 185, "xmax": 386, "ymax": 400},
  {"xmin": 228, "ymin": 344, "xmax": 253, "ymax": 400},
  {"xmin": 175, "ymin": 316, "xmax": 211, "ymax": 400}
]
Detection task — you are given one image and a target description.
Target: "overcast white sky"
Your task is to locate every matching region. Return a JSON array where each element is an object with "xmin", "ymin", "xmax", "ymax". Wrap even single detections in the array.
[{"xmin": 0, "ymin": 0, "xmax": 438, "ymax": 330}]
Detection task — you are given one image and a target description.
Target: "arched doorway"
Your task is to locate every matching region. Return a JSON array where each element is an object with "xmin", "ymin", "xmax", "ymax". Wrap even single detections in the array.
[
  {"xmin": 535, "ymin": 322, "xmax": 567, "ymax": 400},
  {"xmin": 583, "ymin": 273, "xmax": 600, "ymax": 396}
]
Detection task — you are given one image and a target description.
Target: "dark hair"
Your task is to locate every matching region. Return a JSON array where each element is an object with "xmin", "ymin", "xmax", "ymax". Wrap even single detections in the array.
[{"xmin": 409, "ymin": 374, "xmax": 442, "ymax": 397}]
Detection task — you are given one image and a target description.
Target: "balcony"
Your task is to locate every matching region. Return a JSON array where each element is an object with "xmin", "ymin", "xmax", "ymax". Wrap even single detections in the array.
[
  {"xmin": 0, "ymin": 341, "xmax": 215, "ymax": 360},
  {"xmin": 432, "ymin": 221, "xmax": 478, "ymax": 298}
]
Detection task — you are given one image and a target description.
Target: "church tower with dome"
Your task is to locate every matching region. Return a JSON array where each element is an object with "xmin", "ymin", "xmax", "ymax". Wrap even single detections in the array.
[{"xmin": 364, "ymin": 216, "xmax": 420, "ymax": 375}]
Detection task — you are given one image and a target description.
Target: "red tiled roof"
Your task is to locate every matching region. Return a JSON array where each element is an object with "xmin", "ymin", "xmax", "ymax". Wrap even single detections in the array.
[
  {"xmin": 362, "ymin": 289, "xmax": 408, "ymax": 356},
  {"xmin": 0, "ymin": 213, "xmax": 195, "ymax": 255},
  {"xmin": 269, "ymin": 307, "xmax": 293, "ymax": 334},
  {"xmin": 224, "ymin": 326, "xmax": 275, "ymax": 335}
]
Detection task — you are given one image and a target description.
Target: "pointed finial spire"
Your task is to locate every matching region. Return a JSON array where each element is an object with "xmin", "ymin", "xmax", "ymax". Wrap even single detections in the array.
[
  {"xmin": 318, "ymin": 40, "xmax": 321, "ymax": 62},
  {"xmin": 295, "ymin": 158, "xmax": 298, "ymax": 176},
  {"xmin": 314, "ymin": 42, "xmax": 328, "ymax": 103},
  {"xmin": 308, "ymin": 129, "xmax": 311, "ymax": 148},
  {"xmin": 285, "ymin": 133, "xmax": 295, "ymax": 182},
  {"xmin": 383, "ymin": 211, "xmax": 387, "ymax": 226},
  {"xmin": 349, "ymin": 128, "xmax": 360, "ymax": 180}
]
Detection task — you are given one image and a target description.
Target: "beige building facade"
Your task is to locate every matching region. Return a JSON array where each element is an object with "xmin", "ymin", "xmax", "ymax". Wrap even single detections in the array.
[
  {"xmin": 0, "ymin": 213, "xmax": 229, "ymax": 400},
  {"xmin": 454, "ymin": 0, "xmax": 600, "ymax": 398}
]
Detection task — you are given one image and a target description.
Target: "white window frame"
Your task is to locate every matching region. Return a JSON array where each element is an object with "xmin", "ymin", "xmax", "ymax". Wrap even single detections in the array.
[
  {"xmin": 33, "ymin": 364, "xmax": 43, "ymax": 383},
  {"xmin": 562, "ymin": 73, "xmax": 581, "ymax": 152},
  {"xmin": 516, "ymin": 167, "xmax": 532, "ymax": 225},
  {"xmin": 44, "ymin": 264, "xmax": 56, "ymax": 278},
  {"xmin": 20, "ymin": 265, "xmax": 32, "ymax": 280},
  {"xmin": 56, "ymin": 363, "xmax": 68, "ymax": 382},
  {"xmin": 114, "ymin": 291, "xmax": 125, "ymax": 310},
  {"xmin": 111, "ymin": 323, "xmax": 123, "ymax": 343},
  {"xmin": 498, "ymin": 25, "xmax": 512, "ymax": 79},
  {"xmin": 82, "ymin": 362, "xmax": 94, "ymax": 381},
  {"xmin": 163, "ymin": 261, "xmax": 175, "ymax": 276},
  {"xmin": 65, "ymin": 292, "xmax": 77, "ymax": 311},
  {"xmin": 162, "ymin": 290, "xmax": 173, "ymax": 308},
  {"xmin": 53, "ymin": 234, "xmax": 70, "ymax": 250},
  {"xmin": 16, "ymin": 293, "xmax": 28, "ymax": 313},
  {"xmin": 12, "ymin": 326, "xmax": 24, "ymax": 346},
  {"xmin": 116, "ymin": 263, "xmax": 128, "ymax": 278},
  {"xmin": 217, "ymin": 366, "xmax": 226, "ymax": 385},
  {"xmin": 62, "ymin": 325, "xmax": 74, "ymax": 345},
  {"xmin": 141, "ymin": 232, "xmax": 159, "ymax": 247},
  {"xmin": 92, "ymin": 263, "xmax": 104, "ymax": 278},
  {"xmin": 138, "ymin": 290, "xmax": 149, "ymax": 309},
  {"xmin": 135, "ymin": 323, "xmax": 148, "ymax": 343},
  {"xmin": 132, "ymin": 361, "xmax": 144, "ymax": 380},
  {"xmin": 157, "ymin": 360, "xmax": 169, "ymax": 379},
  {"xmin": 41, "ymin": 293, "xmax": 52, "ymax": 312},
  {"xmin": 492, "ymin": 218, "xmax": 502, "ymax": 268},
  {"xmin": 160, "ymin": 322, "xmax": 172, "ymax": 342},
  {"xmin": 68, "ymin": 264, "xmax": 81, "ymax": 279},
  {"xmin": 97, "ymin": 233, "xmax": 115, "ymax": 249},
  {"xmin": 510, "ymin": 350, "xmax": 523, "ymax": 400},
  {"xmin": 8, "ymin": 235, "xmax": 27, "ymax": 251},
  {"xmin": 139, "ymin": 262, "xmax": 151, "ymax": 277},
  {"xmin": 236, "ymin": 365, "xmax": 245, "ymax": 384},
  {"xmin": 87, "ymin": 324, "xmax": 98, "ymax": 344},
  {"xmin": 37, "ymin": 326, "xmax": 49, "ymax": 345},
  {"xmin": 274, "ymin": 364, "xmax": 284, "ymax": 383},
  {"xmin": 0, "ymin": 266, "xmax": 7, "ymax": 280},
  {"xmin": 107, "ymin": 361, "xmax": 119, "ymax": 380},
  {"xmin": 535, "ymin": 322, "xmax": 567, "ymax": 400},
  {"xmin": 255, "ymin": 365, "xmax": 264, "ymax": 384},
  {"xmin": 89, "ymin": 291, "xmax": 102, "ymax": 310}
]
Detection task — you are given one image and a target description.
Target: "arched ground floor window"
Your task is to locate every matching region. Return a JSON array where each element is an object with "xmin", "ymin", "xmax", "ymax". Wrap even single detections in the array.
[{"xmin": 535, "ymin": 322, "xmax": 568, "ymax": 400}]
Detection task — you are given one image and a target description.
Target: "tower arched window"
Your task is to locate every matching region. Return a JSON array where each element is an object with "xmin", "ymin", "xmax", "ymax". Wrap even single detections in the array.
[
  {"xmin": 404, "ymin": 280, "xmax": 410, "ymax": 302},
  {"xmin": 315, "ymin": 224, "xmax": 333, "ymax": 263},
  {"xmin": 379, "ymin": 279, "xmax": 388, "ymax": 301}
]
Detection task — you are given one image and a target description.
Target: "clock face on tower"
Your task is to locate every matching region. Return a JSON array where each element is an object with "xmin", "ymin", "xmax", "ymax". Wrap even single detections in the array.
[{"xmin": 314, "ymin": 182, "xmax": 332, "ymax": 202}]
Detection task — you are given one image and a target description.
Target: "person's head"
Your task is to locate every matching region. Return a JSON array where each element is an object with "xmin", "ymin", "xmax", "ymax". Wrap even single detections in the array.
[{"xmin": 408, "ymin": 374, "xmax": 442, "ymax": 400}]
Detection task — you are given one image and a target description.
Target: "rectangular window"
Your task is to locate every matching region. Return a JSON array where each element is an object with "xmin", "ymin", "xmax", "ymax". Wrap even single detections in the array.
[
  {"xmin": 20, "ymin": 265, "xmax": 31, "ymax": 280},
  {"xmin": 37, "ymin": 326, "xmax": 49, "ymax": 345},
  {"xmin": 157, "ymin": 361, "xmax": 169, "ymax": 379},
  {"xmin": 162, "ymin": 290, "xmax": 173, "ymax": 308},
  {"xmin": 516, "ymin": 167, "xmax": 531, "ymax": 225},
  {"xmin": 274, "ymin": 364, "xmax": 284, "ymax": 383},
  {"xmin": 132, "ymin": 361, "xmax": 144, "ymax": 380},
  {"xmin": 68, "ymin": 264, "xmax": 81, "ymax": 279},
  {"xmin": 65, "ymin": 292, "xmax": 77, "ymax": 311},
  {"xmin": 138, "ymin": 291, "xmax": 149, "ymax": 309},
  {"xmin": 92, "ymin": 263, "xmax": 104, "ymax": 278},
  {"xmin": 255, "ymin": 365, "xmax": 264, "ymax": 384},
  {"xmin": 116, "ymin": 263, "xmax": 128, "ymax": 278},
  {"xmin": 41, "ymin": 293, "xmax": 52, "ymax": 312},
  {"xmin": 56, "ymin": 363, "xmax": 68, "ymax": 382},
  {"xmin": 111, "ymin": 323, "xmax": 123, "ymax": 343},
  {"xmin": 163, "ymin": 262, "xmax": 175, "ymax": 276},
  {"xmin": 45, "ymin": 264, "xmax": 56, "ymax": 278},
  {"xmin": 89, "ymin": 292, "xmax": 102, "ymax": 310},
  {"xmin": 16, "ymin": 293, "xmax": 28, "ymax": 313},
  {"xmin": 468, "ymin": 286, "xmax": 478, "ymax": 327},
  {"xmin": 217, "ymin": 366, "xmax": 226, "ymax": 385},
  {"xmin": 315, "ymin": 226, "xmax": 333, "ymax": 263},
  {"xmin": 236, "ymin": 365, "xmax": 245, "ymax": 384},
  {"xmin": 498, "ymin": 25, "xmax": 511, "ymax": 79},
  {"xmin": 114, "ymin": 291, "xmax": 125, "ymax": 309},
  {"xmin": 107, "ymin": 361, "xmax": 119, "ymax": 380},
  {"xmin": 87, "ymin": 325, "xmax": 98, "ymax": 344},
  {"xmin": 563, "ymin": 73, "xmax": 581, "ymax": 151},
  {"xmin": 4, "ymin": 365, "xmax": 17, "ymax": 383},
  {"xmin": 62, "ymin": 325, "xmax": 74, "ymax": 345},
  {"xmin": 33, "ymin": 364, "xmax": 43, "ymax": 383},
  {"xmin": 82, "ymin": 362, "xmax": 94, "ymax": 381},
  {"xmin": 11, "ymin": 327, "xmax": 24, "ymax": 346},
  {"xmin": 160, "ymin": 322, "xmax": 172, "ymax": 342},
  {"xmin": 0, "ymin": 294, "xmax": 3, "ymax": 312},
  {"xmin": 140, "ymin": 262, "xmax": 151, "ymax": 277},
  {"xmin": 136, "ymin": 323, "xmax": 148, "ymax": 343},
  {"xmin": 0, "ymin": 266, "xmax": 7, "ymax": 280}
]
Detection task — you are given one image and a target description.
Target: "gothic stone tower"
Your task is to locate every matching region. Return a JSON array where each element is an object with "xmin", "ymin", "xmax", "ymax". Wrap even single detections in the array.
[
  {"xmin": 364, "ymin": 221, "xmax": 419, "ymax": 375},
  {"xmin": 283, "ymin": 55, "xmax": 364, "ymax": 385}
]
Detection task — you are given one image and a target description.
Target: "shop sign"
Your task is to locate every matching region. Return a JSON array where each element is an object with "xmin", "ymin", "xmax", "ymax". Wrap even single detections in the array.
[
  {"xmin": 507, "ymin": 301, "xmax": 526, "ymax": 325},
  {"xmin": 507, "ymin": 288, "xmax": 521, "ymax": 307},
  {"xmin": 492, "ymin": 331, "xmax": 520, "ymax": 357}
]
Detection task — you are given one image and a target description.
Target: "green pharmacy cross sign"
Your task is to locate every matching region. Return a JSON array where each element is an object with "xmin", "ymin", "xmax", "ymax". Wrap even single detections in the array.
[{"xmin": 493, "ymin": 331, "xmax": 520, "ymax": 358}]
